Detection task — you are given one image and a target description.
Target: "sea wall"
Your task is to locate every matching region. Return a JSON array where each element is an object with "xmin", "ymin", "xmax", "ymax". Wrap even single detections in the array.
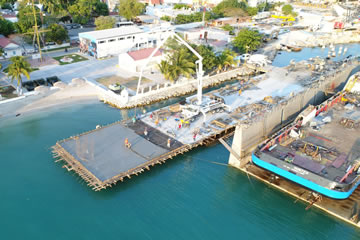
[{"xmin": 229, "ymin": 61, "xmax": 360, "ymax": 168}]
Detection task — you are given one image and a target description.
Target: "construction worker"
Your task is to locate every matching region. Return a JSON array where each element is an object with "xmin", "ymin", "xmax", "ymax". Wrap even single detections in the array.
[
  {"xmin": 124, "ymin": 138, "xmax": 131, "ymax": 148},
  {"xmin": 144, "ymin": 127, "xmax": 148, "ymax": 136},
  {"xmin": 193, "ymin": 133, "xmax": 197, "ymax": 142}
]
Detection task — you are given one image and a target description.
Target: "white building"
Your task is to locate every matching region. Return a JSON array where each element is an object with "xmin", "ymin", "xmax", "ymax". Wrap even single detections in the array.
[
  {"xmin": 79, "ymin": 25, "xmax": 173, "ymax": 59},
  {"xmin": 176, "ymin": 27, "xmax": 230, "ymax": 42},
  {"xmin": 0, "ymin": 36, "xmax": 23, "ymax": 58},
  {"xmin": 248, "ymin": 0, "xmax": 288, "ymax": 7},
  {"xmin": 118, "ymin": 47, "xmax": 163, "ymax": 73}
]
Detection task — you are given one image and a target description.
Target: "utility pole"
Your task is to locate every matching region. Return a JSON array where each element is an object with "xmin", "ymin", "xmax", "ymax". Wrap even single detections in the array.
[
  {"xmin": 31, "ymin": 0, "xmax": 43, "ymax": 61},
  {"xmin": 25, "ymin": 0, "xmax": 50, "ymax": 61},
  {"xmin": 202, "ymin": 0, "xmax": 205, "ymax": 25}
]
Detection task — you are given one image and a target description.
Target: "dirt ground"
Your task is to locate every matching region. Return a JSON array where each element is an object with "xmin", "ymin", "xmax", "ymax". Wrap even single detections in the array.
[{"xmin": 96, "ymin": 75, "xmax": 152, "ymax": 91}]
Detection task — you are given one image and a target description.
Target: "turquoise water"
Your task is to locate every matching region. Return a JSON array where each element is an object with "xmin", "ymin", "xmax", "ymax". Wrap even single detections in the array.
[{"xmin": 1, "ymin": 44, "xmax": 360, "ymax": 239}]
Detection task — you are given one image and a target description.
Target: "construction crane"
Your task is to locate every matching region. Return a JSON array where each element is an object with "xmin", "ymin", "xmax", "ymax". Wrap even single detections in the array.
[{"xmin": 136, "ymin": 32, "xmax": 204, "ymax": 105}]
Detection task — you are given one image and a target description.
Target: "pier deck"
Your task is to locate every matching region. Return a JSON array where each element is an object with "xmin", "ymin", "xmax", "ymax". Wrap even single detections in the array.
[{"xmin": 52, "ymin": 121, "xmax": 190, "ymax": 191}]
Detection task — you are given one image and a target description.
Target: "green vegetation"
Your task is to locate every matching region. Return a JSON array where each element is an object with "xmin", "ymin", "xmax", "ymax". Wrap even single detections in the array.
[
  {"xmin": 173, "ymin": 4, "xmax": 190, "ymax": 10},
  {"xmin": 95, "ymin": 16, "xmax": 116, "ymax": 30},
  {"xmin": 118, "ymin": 0, "xmax": 145, "ymax": 20},
  {"xmin": 175, "ymin": 12, "xmax": 220, "ymax": 24},
  {"xmin": 2, "ymin": 66, "xmax": 39, "ymax": 73},
  {"xmin": 0, "ymin": 0, "xmax": 15, "ymax": 9},
  {"xmin": 246, "ymin": 7, "xmax": 258, "ymax": 16},
  {"xmin": 196, "ymin": 45, "xmax": 217, "ymax": 72},
  {"xmin": 158, "ymin": 48, "xmax": 195, "ymax": 82},
  {"xmin": 215, "ymin": 48, "xmax": 236, "ymax": 73},
  {"xmin": 213, "ymin": 0, "xmax": 276, "ymax": 17},
  {"xmin": 94, "ymin": 1, "xmax": 109, "ymax": 16},
  {"xmin": 221, "ymin": 24, "xmax": 234, "ymax": 35},
  {"xmin": 282, "ymin": 4, "xmax": 297, "ymax": 17},
  {"xmin": 45, "ymin": 24, "xmax": 69, "ymax": 44},
  {"xmin": 41, "ymin": 0, "xmax": 109, "ymax": 24},
  {"xmin": 158, "ymin": 37, "xmax": 237, "ymax": 82},
  {"xmin": 0, "ymin": 17, "xmax": 15, "ymax": 36},
  {"xmin": 68, "ymin": 0, "xmax": 97, "ymax": 24},
  {"xmin": 6, "ymin": 56, "xmax": 31, "ymax": 95},
  {"xmin": 282, "ymin": 4, "xmax": 293, "ymax": 15},
  {"xmin": 232, "ymin": 28, "xmax": 262, "ymax": 53},
  {"xmin": 160, "ymin": 16, "xmax": 171, "ymax": 22},
  {"xmin": 53, "ymin": 54, "xmax": 88, "ymax": 65},
  {"xmin": 16, "ymin": 5, "xmax": 42, "ymax": 33}
]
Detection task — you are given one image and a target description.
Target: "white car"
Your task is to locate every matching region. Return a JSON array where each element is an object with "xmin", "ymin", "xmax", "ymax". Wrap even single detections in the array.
[{"xmin": 240, "ymin": 54, "xmax": 250, "ymax": 61}]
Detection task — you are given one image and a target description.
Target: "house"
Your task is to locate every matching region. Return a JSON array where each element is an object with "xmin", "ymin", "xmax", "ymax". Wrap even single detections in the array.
[
  {"xmin": 79, "ymin": 25, "xmax": 173, "ymax": 59},
  {"xmin": 0, "ymin": 36, "xmax": 23, "ymax": 58},
  {"xmin": 211, "ymin": 17, "xmax": 250, "ymax": 27},
  {"xmin": 2, "ymin": 13, "xmax": 18, "ymax": 23},
  {"xmin": 118, "ymin": 47, "xmax": 163, "ymax": 73},
  {"xmin": 176, "ymin": 27, "xmax": 230, "ymax": 42}
]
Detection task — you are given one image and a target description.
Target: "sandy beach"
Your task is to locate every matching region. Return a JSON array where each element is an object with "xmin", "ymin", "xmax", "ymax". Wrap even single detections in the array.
[{"xmin": 0, "ymin": 82, "xmax": 100, "ymax": 120}]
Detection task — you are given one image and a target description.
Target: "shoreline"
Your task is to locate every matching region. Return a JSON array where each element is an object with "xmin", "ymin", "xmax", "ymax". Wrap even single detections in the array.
[{"xmin": 0, "ymin": 83, "xmax": 101, "ymax": 123}]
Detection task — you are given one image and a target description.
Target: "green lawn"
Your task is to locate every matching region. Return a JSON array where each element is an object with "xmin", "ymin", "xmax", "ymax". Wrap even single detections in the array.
[{"xmin": 53, "ymin": 54, "xmax": 88, "ymax": 65}]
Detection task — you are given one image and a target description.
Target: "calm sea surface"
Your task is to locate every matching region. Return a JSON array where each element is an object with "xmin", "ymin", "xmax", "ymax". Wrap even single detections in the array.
[{"xmin": 1, "ymin": 44, "xmax": 360, "ymax": 239}]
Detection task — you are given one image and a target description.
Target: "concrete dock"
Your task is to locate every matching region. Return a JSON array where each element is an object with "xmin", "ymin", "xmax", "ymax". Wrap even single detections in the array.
[{"xmin": 52, "ymin": 58, "xmax": 360, "ymax": 227}]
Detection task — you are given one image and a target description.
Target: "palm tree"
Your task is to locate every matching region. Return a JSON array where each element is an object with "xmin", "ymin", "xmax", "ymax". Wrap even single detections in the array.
[
  {"xmin": 7, "ymin": 56, "xmax": 31, "ymax": 95},
  {"xmin": 158, "ymin": 48, "xmax": 195, "ymax": 82},
  {"xmin": 158, "ymin": 60, "xmax": 171, "ymax": 80},
  {"xmin": 0, "ymin": 48, "xmax": 3, "ymax": 70},
  {"xmin": 216, "ymin": 49, "xmax": 236, "ymax": 73}
]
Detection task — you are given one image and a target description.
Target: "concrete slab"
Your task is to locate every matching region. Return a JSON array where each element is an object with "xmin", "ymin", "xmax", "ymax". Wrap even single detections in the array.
[{"xmin": 60, "ymin": 123, "xmax": 169, "ymax": 181}]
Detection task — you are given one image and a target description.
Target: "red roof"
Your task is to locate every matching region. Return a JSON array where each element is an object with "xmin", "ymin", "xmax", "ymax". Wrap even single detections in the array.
[
  {"xmin": 2, "ymin": 13, "xmax": 16, "ymax": 18},
  {"xmin": 127, "ymin": 48, "xmax": 162, "ymax": 61},
  {"xmin": 0, "ymin": 37, "xmax": 12, "ymax": 48}
]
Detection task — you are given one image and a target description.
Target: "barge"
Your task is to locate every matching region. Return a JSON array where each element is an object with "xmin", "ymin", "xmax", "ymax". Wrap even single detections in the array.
[{"xmin": 253, "ymin": 73, "xmax": 360, "ymax": 199}]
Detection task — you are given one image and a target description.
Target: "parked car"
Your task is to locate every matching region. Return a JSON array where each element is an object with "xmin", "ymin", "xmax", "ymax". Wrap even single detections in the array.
[
  {"xmin": 240, "ymin": 54, "xmax": 250, "ymax": 61},
  {"xmin": 71, "ymin": 23, "xmax": 81, "ymax": 29}
]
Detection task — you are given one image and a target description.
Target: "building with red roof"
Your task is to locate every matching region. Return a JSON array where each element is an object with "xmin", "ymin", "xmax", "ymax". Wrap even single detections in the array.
[
  {"xmin": 118, "ymin": 47, "xmax": 163, "ymax": 73},
  {"xmin": 0, "ymin": 36, "xmax": 23, "ymax": 58}
]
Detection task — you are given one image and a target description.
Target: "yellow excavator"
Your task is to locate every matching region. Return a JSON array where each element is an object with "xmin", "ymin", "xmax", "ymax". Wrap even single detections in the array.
[{"xmin": 271, "ymin": 15, "xmax": 296, "ymax": 26}]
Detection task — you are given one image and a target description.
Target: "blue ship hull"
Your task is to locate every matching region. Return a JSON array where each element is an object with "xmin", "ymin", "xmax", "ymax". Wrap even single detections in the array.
[{"xmin": 252, "ymin": 153, "xmax": 360, "ymax": 200}]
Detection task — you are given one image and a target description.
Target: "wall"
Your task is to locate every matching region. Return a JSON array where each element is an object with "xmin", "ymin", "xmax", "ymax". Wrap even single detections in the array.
[{"xmin": 229, "ymin": 62, "xmax": 360, "ymax": 167}]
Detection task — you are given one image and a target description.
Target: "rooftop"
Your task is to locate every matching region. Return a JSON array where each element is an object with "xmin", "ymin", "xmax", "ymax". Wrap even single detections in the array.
[
  {"xmin": 79, "ymin": 26, "xmax": 144, "ymax": 41},
  {"xmin": 0, "ymin": 37, "xmax": 14, "ymax": 48},
  {"xmin": 127, "ymin": 47, "xmax": 162, "ymax": 61}
]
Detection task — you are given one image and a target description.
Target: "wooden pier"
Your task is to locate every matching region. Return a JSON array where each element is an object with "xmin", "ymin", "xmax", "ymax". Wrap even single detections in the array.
[{"xmin": 52, "ymin": 120, "xmax": 234, "ymax": 191}]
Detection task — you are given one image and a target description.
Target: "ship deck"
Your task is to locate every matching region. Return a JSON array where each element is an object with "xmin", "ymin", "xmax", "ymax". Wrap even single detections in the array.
[{"xmin": 259, "ymin": 92, "xmax": 360, "ymax": 185}]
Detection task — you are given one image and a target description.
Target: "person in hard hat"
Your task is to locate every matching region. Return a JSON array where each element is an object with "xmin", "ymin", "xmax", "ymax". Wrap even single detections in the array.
[{"xmin": 124, "ymin": 138, "xmax": 131, "ymax": 148}]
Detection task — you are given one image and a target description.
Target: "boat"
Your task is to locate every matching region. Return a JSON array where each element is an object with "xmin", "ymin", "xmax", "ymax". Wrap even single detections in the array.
[
  {"xmin": 252, "ymin": 72, "xmax": 360, "ymax": 199},
  {"xmin": 280, "ymin": 44, "xmax": 302, "ymax": 52}
]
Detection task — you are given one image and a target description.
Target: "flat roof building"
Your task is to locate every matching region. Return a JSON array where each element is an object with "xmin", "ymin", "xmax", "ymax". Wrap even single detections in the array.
[{"xmin": 79, "ymin": 25, "xmax": 173, "ymax": 59}]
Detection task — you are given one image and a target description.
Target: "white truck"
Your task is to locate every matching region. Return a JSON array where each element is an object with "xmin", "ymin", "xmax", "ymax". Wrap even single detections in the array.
[{"xmin": 181, "ymin": 96, "xmax": 229, "ymax": 122}]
